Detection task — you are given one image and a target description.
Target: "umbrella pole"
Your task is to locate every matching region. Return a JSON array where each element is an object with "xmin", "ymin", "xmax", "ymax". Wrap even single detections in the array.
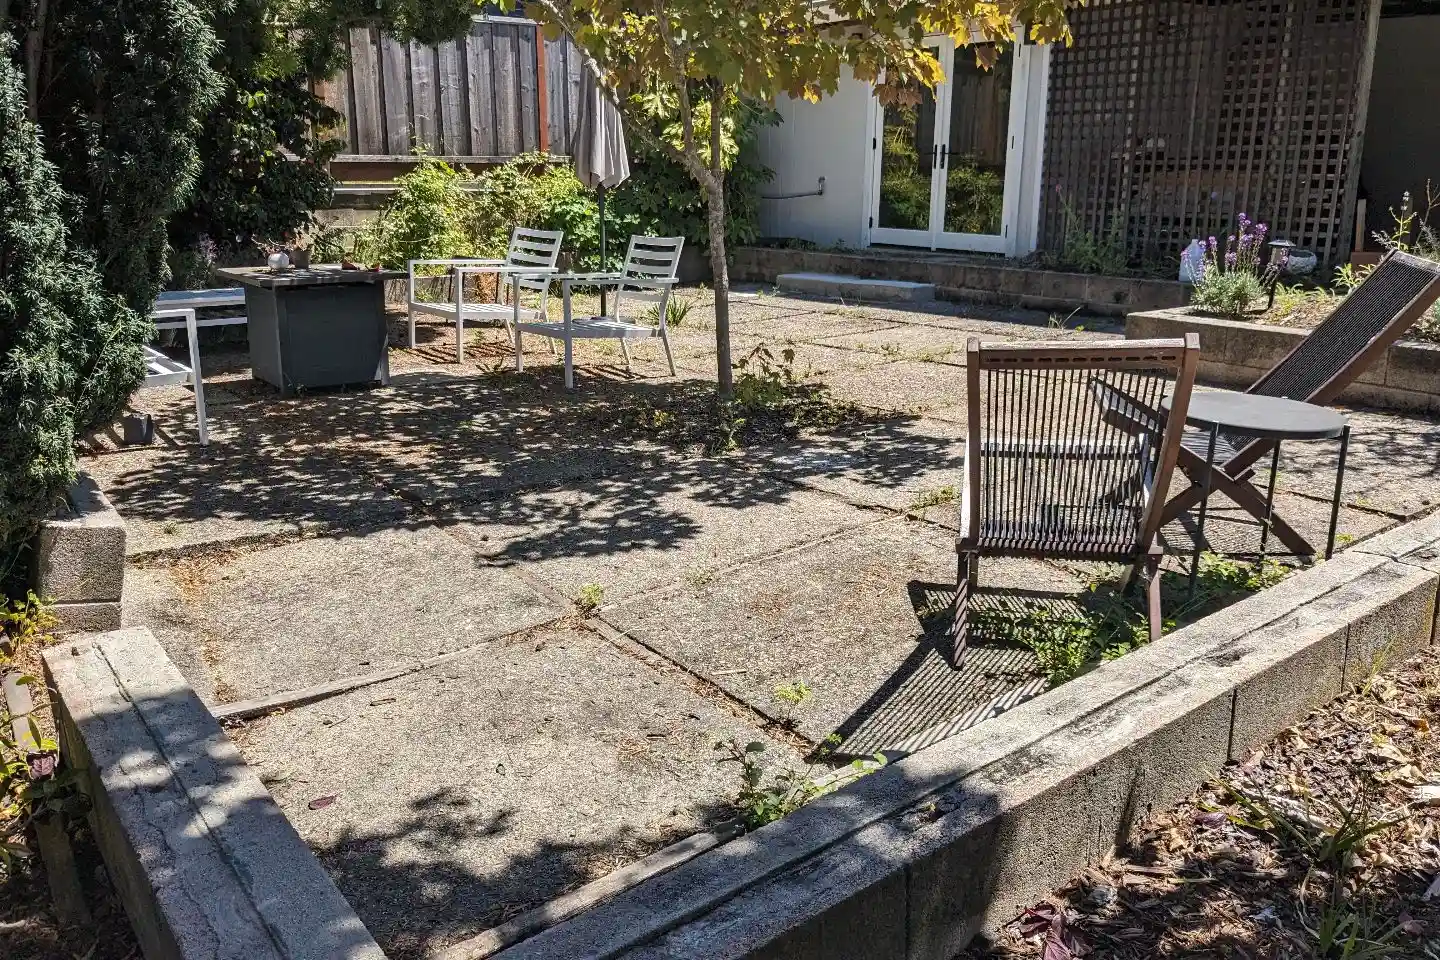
[{"xmin": 599, "ymin": 186, "xmax": 608, "ymax": 316}]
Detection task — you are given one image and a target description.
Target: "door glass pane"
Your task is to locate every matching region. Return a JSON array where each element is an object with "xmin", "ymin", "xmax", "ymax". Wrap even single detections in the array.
[
  {"xmin": 942, "ymin": 48, "xmax": 1012, "ymax": 236},
  {"xmin": 876, "ymin": 85, "xmax": 937, "ymax": 232}
]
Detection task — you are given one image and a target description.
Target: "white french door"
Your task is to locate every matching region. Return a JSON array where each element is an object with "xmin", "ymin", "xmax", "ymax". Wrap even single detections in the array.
[{"xmin": 868, "ymin": 38, "xmax": 1039, "ymax": 255}]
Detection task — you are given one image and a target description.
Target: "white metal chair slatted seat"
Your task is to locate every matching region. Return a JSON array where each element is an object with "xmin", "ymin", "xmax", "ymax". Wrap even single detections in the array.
[
  {"xmin": 145, "ymin": 307, "xmax": 209, "ymax": 445},
  {"xmin": 513, "ymin": 235, "xmax": 684, "ymax": 389},
  {"xmin": 406, "ymin": 227, "xmax": 564, "ymax": 362}
]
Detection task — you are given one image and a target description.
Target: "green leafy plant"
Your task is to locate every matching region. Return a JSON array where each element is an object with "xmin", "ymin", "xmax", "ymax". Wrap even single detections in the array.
[
  {"xmin": 650, "ymin": 296, "xmax": 694, "ymax": 328},
  {"xmin": 575, "ymin": 583, "xmax": 605, "ymax": 614},
  {"xmin": 772, "ymin": 680, "xmax": 812, "ymax": 706},
  {"xmin": 714, "ymin": 735, "xmax": 885, "ymax": 831},
  {"xmin": 906, "ymin": 486, "xmax": 957, "ymax": 518},
  {"xmin": 1050, "ymin": 190, "xmax": 1128, "ymax": 276},
  {"xmin": 1371, "ymin": 184, "xmax": 1440, "ymax": 342},
  {"xmin": 1190, "ymin": 214, "xmax": 1284, "ymax": 320},
  {"xmin": 0, "ymin": 42, "xmax": 149, "ymax": 566},
  {"xmin": 352, "ymin": 156, "xmax": 480, "ymax": 268}
]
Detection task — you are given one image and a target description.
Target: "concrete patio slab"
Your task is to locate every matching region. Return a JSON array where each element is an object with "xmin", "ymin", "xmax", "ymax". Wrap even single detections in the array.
[
  {"xmin": 230, "ymin": 624, "xmax": 801, "ymax": 959},
  {"xmin": 823, "ymin": 360, "xmax": 969, "ymax": 414},
  {"xmin": 746, "ymin": 418, "xmax": 966, "ymax": 519},
  {"xmin": 124, "ymin": 524, "xmax": 561, "ymax": 705},
  {"xmin": 605, "ymin": 519, "xmax": 1061, "ymax": 752},
  {"xmin": 85, "ymin": 445, "xmax": 414, "ymax": 558},
  {"xmin": 461, "ymin": 460, "xmax": 879, "ymax": 604}
]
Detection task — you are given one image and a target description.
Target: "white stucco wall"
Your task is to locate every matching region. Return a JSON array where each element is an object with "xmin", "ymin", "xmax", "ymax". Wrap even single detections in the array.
[{"xmin": 754, "ymin": 71, "xmax": 873, "ymax": 248}]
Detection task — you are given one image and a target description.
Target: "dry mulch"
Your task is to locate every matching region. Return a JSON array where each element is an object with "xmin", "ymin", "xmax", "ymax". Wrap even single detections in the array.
[{"xmin": 964, "ymin": 646, "xmax": 1440, "ymax": 959}]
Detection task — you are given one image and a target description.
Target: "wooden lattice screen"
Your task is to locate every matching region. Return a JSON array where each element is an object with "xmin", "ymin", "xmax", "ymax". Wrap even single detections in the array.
[{"xmin": 1039, "ymin": 0, "xmax": 1381, "ymax": 266}]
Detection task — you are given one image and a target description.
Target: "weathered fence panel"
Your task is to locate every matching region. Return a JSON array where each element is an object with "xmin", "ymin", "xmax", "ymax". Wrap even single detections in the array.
[
  {"xmin": 1040, "ymin": 0, "xmax": 1380, "ymax": 266},
  {"xmin": 323, "ymin": 16, "xmax": 586, "ymax": 161}
]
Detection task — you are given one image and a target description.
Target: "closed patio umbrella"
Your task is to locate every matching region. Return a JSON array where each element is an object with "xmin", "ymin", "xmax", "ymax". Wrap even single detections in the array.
[{"xmin": 574, "ymin": 57, "xmax": 629, "ymax": 312}]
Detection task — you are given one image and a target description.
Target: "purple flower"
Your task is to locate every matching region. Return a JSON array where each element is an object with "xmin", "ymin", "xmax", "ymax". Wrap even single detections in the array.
[
  {"xmin": 1225, "ymin": 251, "xmax": 1237, "ymax": 268},
  {"xmin": 1238, "ymin": 212, "xmax": 1250, "ymax": 227}
]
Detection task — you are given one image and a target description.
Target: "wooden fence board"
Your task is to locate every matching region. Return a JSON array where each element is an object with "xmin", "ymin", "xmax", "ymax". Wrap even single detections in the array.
[
  {"xmin": 1039, "ymin": 0, "xmax": 1376, "ymax": 266},
  {"xmin": 380, "ymin": 35, "xmax": 411, "ymax": 154},
  {"xmin": 411, "ymin": 40, "xmax": 439, "ymax": 152},
  {"xmin": 438, "ymin": 40, "xmax": 468, "ymax": 155},
  {"xmin": 334, "ymin": 16, "xmax": 583, "ymax": 162},
  {"xmin": 349, "ymin": 27, "xmax": 384, "ymax": 154},
  {"xmin": 493, "ymin": 23, "xmax": 521, "ymax": 154}
]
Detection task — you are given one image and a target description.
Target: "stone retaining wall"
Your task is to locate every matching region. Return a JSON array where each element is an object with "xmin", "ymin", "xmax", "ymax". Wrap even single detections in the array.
[
  {"xmin": 733, "ymin": 247, "xmax": 1190, "ymax": 317},
  {"xmin": 31, "ymin": 475, "xmax": 126, "ymax": 633},
  {"xmin": 43, "ymin": 627, "xmax": 386, "ymax": 960},
  {"xmin": 494, "ymin": 510, "xmax": 1440, "ymax": 959},
  {"xmin": 1127, "ymin": 308, "xmax": 1440, "ymax": 414}
]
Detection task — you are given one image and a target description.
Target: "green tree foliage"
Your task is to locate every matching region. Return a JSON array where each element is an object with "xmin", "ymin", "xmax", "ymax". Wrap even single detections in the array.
[
  {"xmin": 0, "ymin": 41, "xmax": 144, "ymax": 558},
  {"xmin": 25, "ymin": 0, "xmax": 222, "ymax": 312},
  {"xmin": 168, "ymin": 0, "xmax": 344, "ymax": 274},
  {"xmin": 520, "ymin": 0, "xmax": 1078, "ymax": 395}
]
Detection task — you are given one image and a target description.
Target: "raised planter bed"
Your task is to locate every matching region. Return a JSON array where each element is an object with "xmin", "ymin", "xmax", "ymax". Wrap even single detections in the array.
[
  {"xmin": 734, "ymin": 246, "xmax": 1190, "ymax": 317},
  {"xmin": 490, "ymin": 509, "xmax": 1440, "ymax": 960},
  {"xmin": 1127, "ymin": 307, "xmax": 1440, "ymax": 414}
]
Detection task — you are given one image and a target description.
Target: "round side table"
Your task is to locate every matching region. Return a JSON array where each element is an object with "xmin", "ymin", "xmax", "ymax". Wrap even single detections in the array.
[{"xmin": 1161, "ymin": 390, "xmax": 1350, "ymax": 595}]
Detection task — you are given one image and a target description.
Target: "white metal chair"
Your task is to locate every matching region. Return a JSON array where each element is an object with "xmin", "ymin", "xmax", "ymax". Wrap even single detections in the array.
[
  {"xmin": 406, "ymin": 227, "xmax": 564, "ymax": 362},
  {"xmin": 513, "ymin": 235, "xmax": 684, "ymax": 389},
  {"xmin": 146, "ymin": 307, "xmax": 209, "ymax": 445}
]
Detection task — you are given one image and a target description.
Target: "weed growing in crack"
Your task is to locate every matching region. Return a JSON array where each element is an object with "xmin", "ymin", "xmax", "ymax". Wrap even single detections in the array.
[
  {"xmin": 975, "ymin": 554, "xmax": 1290, "ymax": 684},
  {"xmin": 575, "ymin": 583, "xmax": 604, "ymax": 614},
  {"xmin": 715, "ymin": 734, "xmax": 886, "ymax": 831}
]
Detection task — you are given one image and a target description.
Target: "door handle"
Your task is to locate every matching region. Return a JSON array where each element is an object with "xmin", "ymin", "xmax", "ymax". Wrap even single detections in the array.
[
  {"xmin": 939, "ymin": 145, "xmax": 948, "ymax": 170},
  {"xmin": 931, "ymin": 144, "xmax": 938, "ymax": 169}
]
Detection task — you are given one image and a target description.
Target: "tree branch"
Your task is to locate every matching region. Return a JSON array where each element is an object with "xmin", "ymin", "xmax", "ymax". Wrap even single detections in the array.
[{"xmin": 652, "ymin": 0, "xmax": 714, "ymax": 189}]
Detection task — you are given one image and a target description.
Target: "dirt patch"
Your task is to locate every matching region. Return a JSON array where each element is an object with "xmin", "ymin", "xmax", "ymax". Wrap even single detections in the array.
[{"xmin": 964, "ymin": 646, "xmax": 1440, "ymax": 958}]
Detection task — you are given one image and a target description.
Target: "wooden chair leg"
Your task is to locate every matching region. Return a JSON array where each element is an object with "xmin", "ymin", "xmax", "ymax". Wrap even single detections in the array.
[
  {"xmin": 947, "ymin": 552, "xmax": 977, "ymax": 667},
  {"xmin": 1145, "ymin": 552, "xmax": 1164, "ymax": 643}
]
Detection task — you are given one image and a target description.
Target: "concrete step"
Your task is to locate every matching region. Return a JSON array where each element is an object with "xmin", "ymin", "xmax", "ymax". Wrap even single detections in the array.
[{"xmin": 776, "ymin": 272, "xmax": 935, "ymax": 303}]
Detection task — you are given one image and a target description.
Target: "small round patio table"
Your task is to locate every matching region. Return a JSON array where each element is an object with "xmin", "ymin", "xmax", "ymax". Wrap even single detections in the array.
[{"xmin": 1160, "ymin": 390, "xmax": 1350, "ymax": 596}]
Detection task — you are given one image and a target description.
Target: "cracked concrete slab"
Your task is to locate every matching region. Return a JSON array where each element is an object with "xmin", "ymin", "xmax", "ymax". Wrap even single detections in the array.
[
  {"xmin": 456, "ymin": 460, "xmax": 880, "ymax": 605},
  {"xmin": 230, "ymin": 624, "xmax": 802, "ymax": 959},
  {"xmin": 123, "ymin": 524, "xmax": 561, "ymax": 705},
  {"xmin": 605, "ymin": 519, "xmax": 1059, "ymax": 751}
]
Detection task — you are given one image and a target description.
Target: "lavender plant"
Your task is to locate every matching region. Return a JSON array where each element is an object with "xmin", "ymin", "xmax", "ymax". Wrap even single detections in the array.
[{"xmin": 1190, "ymin": 214, "xmax": 1286, "ymax": 320}]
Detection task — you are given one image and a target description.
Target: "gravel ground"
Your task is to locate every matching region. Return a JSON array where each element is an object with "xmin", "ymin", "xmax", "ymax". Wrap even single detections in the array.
[{"xmin": 963, "ymin": 646, "xmax": 1440, "ymax": 959}]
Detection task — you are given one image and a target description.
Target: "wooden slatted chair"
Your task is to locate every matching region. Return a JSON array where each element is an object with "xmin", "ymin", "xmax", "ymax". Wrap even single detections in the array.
[
  {"xmin": 406, "ymin": 226, "xmax": 564, "ymax": 362},
  {"xmin": 1104, "ymin": 250, "xmax": 1440, "ymax": 555},
  {"xmin": 513, "ymin": 235, "xmax": 684, "ymax": 389},
  {"xmin": 950, "ymin": 335, "xmax": 1201, "ymax": 665}
]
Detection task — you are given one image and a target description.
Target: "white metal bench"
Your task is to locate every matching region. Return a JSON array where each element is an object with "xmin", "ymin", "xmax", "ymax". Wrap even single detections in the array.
[
  {"xmin": 146, "ymin": 308, "xmax": 208, "ymax": 445},
  {"xmin": 153, "ymin": 287, "xmax": 247, "ymax": 329}
]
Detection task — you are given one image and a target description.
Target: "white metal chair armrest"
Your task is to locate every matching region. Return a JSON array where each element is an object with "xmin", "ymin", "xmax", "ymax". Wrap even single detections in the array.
[{"xmin": 409, "ymin": 258, "xmax": 506, "ymax": 268}]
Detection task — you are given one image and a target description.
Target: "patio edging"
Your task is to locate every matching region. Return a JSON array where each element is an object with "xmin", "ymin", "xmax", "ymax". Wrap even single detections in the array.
[
  {"xmin": 30, "ymin": 473, "xmax": 125, "ymax": 634},
  {"xmin": 1126, "ymin": 307, "xmax": 1440, "ymax": 414},
  {"xmin": 491, "ymin": 509, "xmax": 1440, "ymax": 960},
  {"xmin": 733, "ymin": 246, "xmax": 1190, "ymax": 317},
  {"xmin": 42, "ymin": 627, "xmax": 386, "ymax": 960}
]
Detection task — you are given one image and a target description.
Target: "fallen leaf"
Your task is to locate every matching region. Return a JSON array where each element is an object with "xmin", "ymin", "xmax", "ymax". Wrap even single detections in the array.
[
  {"xmin": 308, "ymin": 795, "xmax": 337, "ymax": 810},
  {"xmin": 1412, "ymin": 784, "xmax": 1440, "ymax": 806}
]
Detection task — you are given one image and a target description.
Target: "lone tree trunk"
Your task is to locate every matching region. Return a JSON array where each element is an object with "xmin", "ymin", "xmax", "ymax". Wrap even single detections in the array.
[{"xmin": 707, "ymin": 89, "xmax": 732, "ymax": 398}]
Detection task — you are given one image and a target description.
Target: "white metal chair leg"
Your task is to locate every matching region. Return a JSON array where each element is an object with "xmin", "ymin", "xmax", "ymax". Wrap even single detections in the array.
[
  {"xmin": 407, "ymin": 304, "xmax": 417, "ymax": 349},
  {"xmin": 619, "ymin": 337, "xmax": 633, "ymax": 373},
  {"xmin": 183, "ymin": 309, "xmax": 209, "ymax": 446},
  {"xmin": 514, "ymin": 325, "xmax": 525, "ymax": 371},
  {"xmin": 455, "ymin": 269, "xmax": 466, "ymax": 363},
  {"xmin": 563, "ymin": 336, "xmax": 574, "ymax": 389},
  {"xmin": 659, "ymin": 327, "xmax": 676, "ymax": 376}
]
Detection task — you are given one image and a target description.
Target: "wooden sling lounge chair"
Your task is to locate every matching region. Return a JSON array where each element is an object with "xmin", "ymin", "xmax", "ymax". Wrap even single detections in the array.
[
  {"xmin": 950, "ymin": 335, "xmax": 1201, "ymax": 665},
  {"xmin": 1136, "ymin": 250, "xmax": 1440, "ymax": 556}
]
